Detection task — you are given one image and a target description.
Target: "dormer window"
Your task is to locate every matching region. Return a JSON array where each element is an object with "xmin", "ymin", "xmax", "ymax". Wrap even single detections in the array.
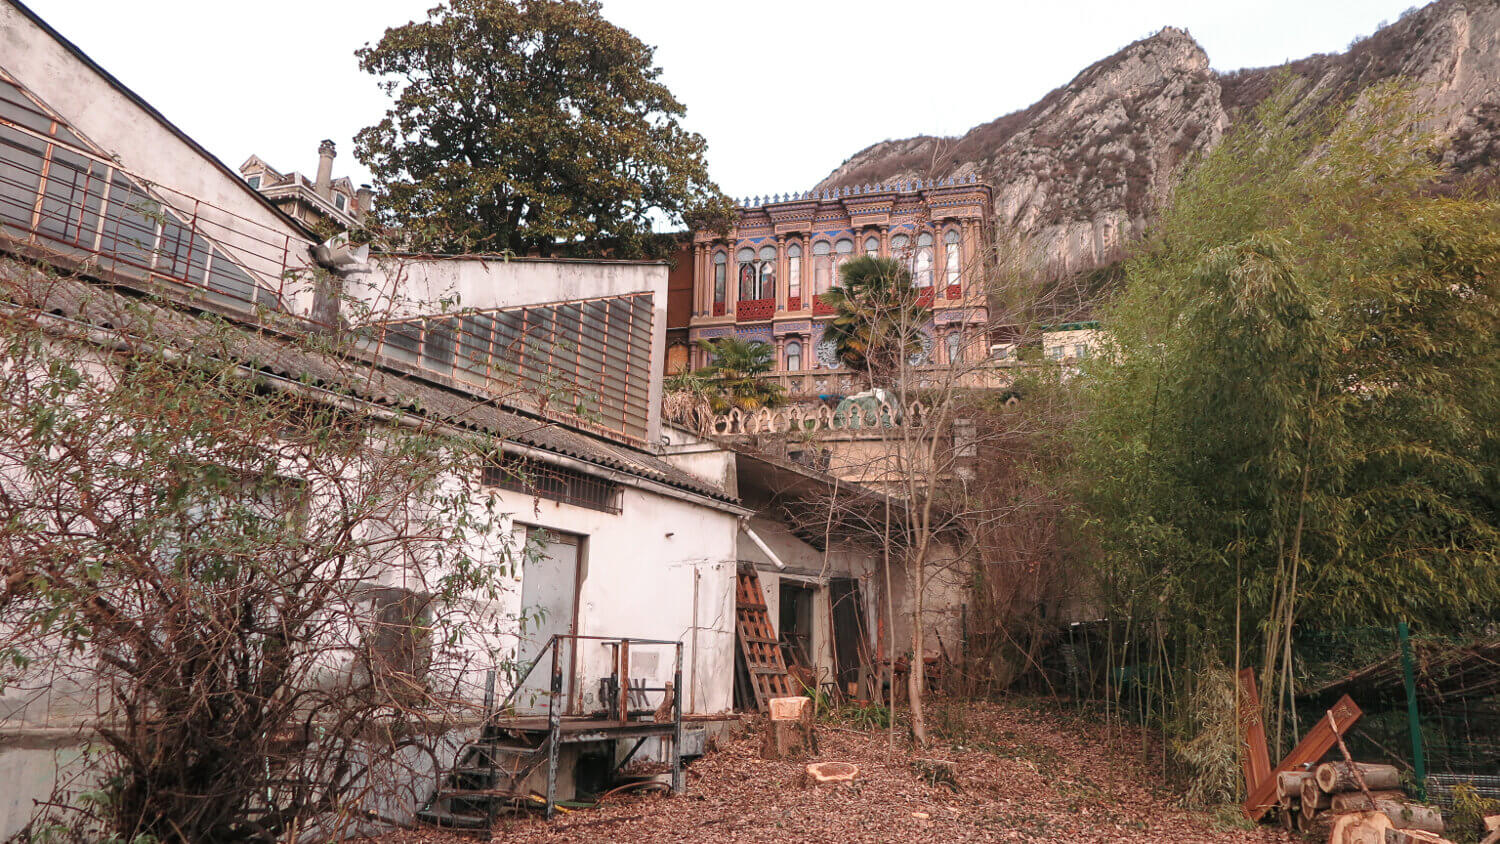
[
  {"xmin": 246, "ymin": 175, "xmax": 261, "ymax": 190},
  {"xmin": 335, "ymin": 193, "xmax": 347, "ymax": 212}
]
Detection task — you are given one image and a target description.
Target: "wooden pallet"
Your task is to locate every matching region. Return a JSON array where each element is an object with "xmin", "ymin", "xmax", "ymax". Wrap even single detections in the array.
[{"xmin": 736, "ymin": 567, "xmax": 797, "ymax": 712}]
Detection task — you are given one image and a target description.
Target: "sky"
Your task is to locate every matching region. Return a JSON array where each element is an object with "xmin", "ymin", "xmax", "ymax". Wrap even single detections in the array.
[{"xmin": 24, "ymin": 0, "xmax": 1419, "ymax": 203}]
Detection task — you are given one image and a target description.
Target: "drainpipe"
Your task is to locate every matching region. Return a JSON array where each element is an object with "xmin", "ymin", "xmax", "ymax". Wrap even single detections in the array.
[{"xmin": 741, "ymin": 520, "xmax": 786, "ymax": 570}]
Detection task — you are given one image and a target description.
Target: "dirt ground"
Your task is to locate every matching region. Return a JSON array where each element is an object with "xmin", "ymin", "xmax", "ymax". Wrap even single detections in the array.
[{"xmin": 370, "ymin": 698, "xmax": 1291, "ymax": 843}]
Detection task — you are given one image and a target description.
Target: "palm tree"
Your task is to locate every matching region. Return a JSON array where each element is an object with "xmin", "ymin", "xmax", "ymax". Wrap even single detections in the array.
[
  {"xmin": 819, "ymin": 255, "xmax": 931, "ymax": 384},
  {"xmin": 689, "ymin": 337, "xmax": 787, "ymax": 413}
]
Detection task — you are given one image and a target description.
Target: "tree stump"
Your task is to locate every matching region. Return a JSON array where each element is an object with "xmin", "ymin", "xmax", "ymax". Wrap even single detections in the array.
[
  {"xmin": 802, "ymin": 761, "xmax": 859, "ymax": 788},
  {"xmin": 1329, "ymin": 810, "xmax": 1393, "ymax": 844},
  {"xmin": 760, "ymin": 696, "xmax": 817, "ymax": 760},
  {"xmin": 1316, "ymin": 762, "xmax": 1401, "ymax": 793}
]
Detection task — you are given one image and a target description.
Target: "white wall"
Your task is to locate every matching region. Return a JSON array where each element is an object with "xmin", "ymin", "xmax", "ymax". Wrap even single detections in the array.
[{"xmin": 490, "ymin": 483, "xmax": 739, "ymax": 716}]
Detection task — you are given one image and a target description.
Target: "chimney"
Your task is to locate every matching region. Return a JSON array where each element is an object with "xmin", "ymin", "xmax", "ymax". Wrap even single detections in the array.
[
  {"xmin": 356, "ymin": 183, "xmax": 373, "ymax": 223},
  {"xmin": 315, "ymin": 139, "xmax": 335, "ymax": 200}
]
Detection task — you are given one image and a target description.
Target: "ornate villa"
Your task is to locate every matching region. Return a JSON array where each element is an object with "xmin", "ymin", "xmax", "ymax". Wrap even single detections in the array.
[{"xmin": 677, "ymin": 177, "xmax": 993, "ymax": 396}]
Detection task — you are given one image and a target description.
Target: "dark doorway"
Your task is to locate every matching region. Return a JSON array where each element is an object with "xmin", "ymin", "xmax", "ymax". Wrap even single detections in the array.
[
  {"xmin": 778, "ymin": 581, "xmax": 815, "ymax": 670},
  {"xmin": 829, "ymin": 578, "xmax": 869, "ymax": 695}
]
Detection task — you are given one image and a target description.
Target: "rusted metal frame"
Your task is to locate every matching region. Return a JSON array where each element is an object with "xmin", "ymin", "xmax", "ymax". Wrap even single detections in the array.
[
  {"xmin": 671, "ymin": 642, "xmax": 684, "ymax": 794},
  {"xmin": 545, "ymin": 636, "xmax": 562, "ymax": 820},
  {"xmin": 616, "ymin": 639, "xmax": 631, "ymax": 723},
  {"xmin": 611, "ymin": 736, "xmax": 649, "ymax": 776},
  {"xmin": 26, "ymin": 133, "xmax": 51, "ymax": 238}
]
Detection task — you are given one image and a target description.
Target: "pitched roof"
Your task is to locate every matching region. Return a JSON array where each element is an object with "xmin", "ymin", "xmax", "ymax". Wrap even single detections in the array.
[{"xmin": 3, "ymin": 263, "xmax": 740, "ymax": 509}]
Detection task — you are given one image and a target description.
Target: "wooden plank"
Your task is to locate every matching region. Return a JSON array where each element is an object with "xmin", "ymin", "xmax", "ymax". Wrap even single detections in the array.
[
  {"xmin": 1237, "ymin": 669, "xmax": 1273, "ymax": 797},
  {"xmin": 1243, "ymin": 695, "xmax": 1362, "ymax": 821}
]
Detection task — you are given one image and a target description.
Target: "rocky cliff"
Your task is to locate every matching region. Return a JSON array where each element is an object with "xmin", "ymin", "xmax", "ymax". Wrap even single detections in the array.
[{"xmin": 815, "ymin": 0, "xmax": 1500, "ymax": 277}]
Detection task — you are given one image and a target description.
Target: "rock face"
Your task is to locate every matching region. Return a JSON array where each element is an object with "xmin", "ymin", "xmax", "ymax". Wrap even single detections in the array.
[{"xmin": 815, "ymin": 0, "xmax": 1500, "ymax": 278}]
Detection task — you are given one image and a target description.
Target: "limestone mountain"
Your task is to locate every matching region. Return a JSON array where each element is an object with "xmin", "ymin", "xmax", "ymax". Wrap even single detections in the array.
[{"xmin": 815, "ymin": 0, "xmax": 1500, "ymax": 278}]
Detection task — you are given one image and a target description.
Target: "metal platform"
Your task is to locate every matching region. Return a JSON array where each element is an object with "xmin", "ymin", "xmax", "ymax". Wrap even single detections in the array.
[{"xmin": 418, "ymin": 635, "xmax": 685, "ymax": 828}]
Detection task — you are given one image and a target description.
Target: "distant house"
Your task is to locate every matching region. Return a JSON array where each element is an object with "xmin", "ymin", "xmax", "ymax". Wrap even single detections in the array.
[{"xmin": 240, "ymin": 141, "xmax": 369, "ymax": 232}]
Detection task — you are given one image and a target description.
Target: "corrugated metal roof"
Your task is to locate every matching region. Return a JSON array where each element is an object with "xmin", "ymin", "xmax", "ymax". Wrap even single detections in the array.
[{"xmin": 5, "ymin": 267, "xmax": 738, "ymax": 507}]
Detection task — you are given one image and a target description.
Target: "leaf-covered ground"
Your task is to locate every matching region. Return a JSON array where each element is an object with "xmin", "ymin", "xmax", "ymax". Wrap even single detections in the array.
[{"xmin": 370, "ymin": 698, "xmax": 1290, "ymax": 843}]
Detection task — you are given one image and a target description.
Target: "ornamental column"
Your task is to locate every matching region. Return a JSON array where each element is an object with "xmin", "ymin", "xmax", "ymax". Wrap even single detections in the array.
[{"xmin": 774, "ymin": 235, "xmax": 787, "ymax": 313}]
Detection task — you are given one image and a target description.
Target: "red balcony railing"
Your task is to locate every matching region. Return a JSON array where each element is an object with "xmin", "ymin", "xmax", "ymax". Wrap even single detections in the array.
[
  {"xmin": 712, "ymin": 301, "xmax": 725, "ymax": 317},
  {"xmin": 915, "ymin": 287, "xmax": 935, "ymax": 308},
  {"xmin": 735, "ymin": 298, "xmax": 773, "ymax": 321},
  {"xmin": 947, "ymin": 283, "xmax": 963, "ymax": 300},
  {"xmin": 787, "ymin": 296, "xmax": 801, "ymax": 311},
  {"xmin": 812, "ymin": 298, "xmax": 835, "ymax": 317}
]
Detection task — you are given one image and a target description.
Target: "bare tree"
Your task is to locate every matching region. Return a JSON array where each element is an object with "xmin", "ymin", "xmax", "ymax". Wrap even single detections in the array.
[{"xmin": 0, "ymin": 266, "xmax": 525, "ymax": 842}]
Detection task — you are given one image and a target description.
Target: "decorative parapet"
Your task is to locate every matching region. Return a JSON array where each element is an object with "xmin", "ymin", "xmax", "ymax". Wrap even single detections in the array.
[{"xmin": 664, "ymin": 394, "xmax": 928, "ymax": 438}]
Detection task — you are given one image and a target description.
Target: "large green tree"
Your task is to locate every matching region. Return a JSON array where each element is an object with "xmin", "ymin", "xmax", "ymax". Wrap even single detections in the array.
[
  {"xmin": 355, "ymin": 0, "xmax": 733, "ymax": 257},
  {"xmin": 1074, "ymin": 83, "xmax": 1500, "ymax": 755}
]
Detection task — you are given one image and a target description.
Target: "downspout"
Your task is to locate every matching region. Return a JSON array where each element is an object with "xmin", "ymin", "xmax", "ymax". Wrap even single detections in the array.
[{"xmin": 740, "ymin": 520, "xmax": 786, "ymax": 570}]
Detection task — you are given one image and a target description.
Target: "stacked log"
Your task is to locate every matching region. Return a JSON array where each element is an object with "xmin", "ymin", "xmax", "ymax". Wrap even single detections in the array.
[{"xmin": 1286, "ymin": 761, "xmax": 1449, "ymax": 839}]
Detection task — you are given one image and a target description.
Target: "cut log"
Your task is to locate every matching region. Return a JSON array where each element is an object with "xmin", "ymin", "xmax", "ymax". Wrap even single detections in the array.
[
  {"xmin": 1486, "ymin": 815, "xmax": 1500, "ymax": 833},
  {"xmin": 1279, "ymin": 806, "xmax": 1297, "ymax": 831},
  {"xmin": 1304, "ymin": 775, "xmax": 1332, "ymax": 814},
  {"xmin": 1365, "ymin": 801, "xmax": 1444, "ymax": 834},
  {"xmin": 1330, "ymin": 810, "xmax": 1393, "ymax": 844},
  {"xmin": 1278, "ymin": 770, "xmax": 1312, "ymax": 808},
  {"xmin": 1297, "ymin": 805, "xmax": 1325, "ymax": 835},
  {"xmin": 802, "ymin": 761, "xmax": 858, "ymax": 788},
  {"xmin": 1316, "ymin": 762, "xmax": 1401, "ymax": 793},
  {"xmin": 1331, "ymin": 791, "xmax": 1408, "ymax": 813}
]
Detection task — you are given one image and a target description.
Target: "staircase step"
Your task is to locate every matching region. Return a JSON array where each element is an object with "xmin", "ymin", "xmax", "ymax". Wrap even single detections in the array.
[{"xmin": 415, "ymin": 806, "xmax": 491, "ymax": 830}]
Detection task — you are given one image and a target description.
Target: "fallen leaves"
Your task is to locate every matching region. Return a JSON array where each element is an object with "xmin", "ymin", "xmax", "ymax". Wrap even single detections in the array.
[{"xmin": 368, "ymin": 697, "xmax": 1290, "ymax": 843}]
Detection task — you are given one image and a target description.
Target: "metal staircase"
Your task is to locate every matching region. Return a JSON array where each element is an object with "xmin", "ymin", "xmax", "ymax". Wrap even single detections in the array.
[{"xmin": 417, "ymin": 634, "xmax": 684, "ymax": 827}]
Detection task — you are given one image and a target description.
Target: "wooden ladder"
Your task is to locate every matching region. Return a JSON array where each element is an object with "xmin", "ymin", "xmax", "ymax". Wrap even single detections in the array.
[{"xmin": 735, "ymin": 567, "xmax": 797, "ymax": 712}]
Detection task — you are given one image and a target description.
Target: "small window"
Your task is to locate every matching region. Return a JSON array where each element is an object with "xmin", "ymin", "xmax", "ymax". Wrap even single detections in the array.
[
  {"xmin": 482, "ymin": 453, "xmax": 621, "ymax": 514},
  {"xmin": 713, "ymin": 251, "xmax": 727, "ymax": 306},
  {"xmin": 738, "ymin": 247, "xmax": 756, "ymax": 300},
  {"xmin": 785, "ymin": 340, "xmax": 802, "ymax": 372},
  {"xmin": 246, "ymin": 174, "xmax": 261, "ymax": 190},
  {"xmin": 864, "ymin": 236, "xmax": 878, "ymax": 257},
  {"xmin": 889, "ymin": 233, "xmax": 910, "ymax": 254},
  {"xmin": 916, "ymin": 232, "xmax": 934, "ymax": 286},
  {"xmin": 945, "ymin": 230, "xmax": 961, "ymax": 285},
  {"xmin": 335, "ymin": 193, "xmax": 347, "ymax": 211},
  {"xmin": 757, "ymin": 246, "xmax": 777, "ymax": 299},
  {"xmin": 787, "ymin": 243, "xmax": 802, "ymax": 299},
  {"xmin": 835, "ymin": 239, "xmax": 853, "ymax": 255}
]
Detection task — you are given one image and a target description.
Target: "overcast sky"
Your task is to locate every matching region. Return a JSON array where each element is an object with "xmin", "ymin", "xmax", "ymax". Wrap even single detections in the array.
[{"xmin": 26, "ymin": 0, "xmax": 1417, "ymax": 202}]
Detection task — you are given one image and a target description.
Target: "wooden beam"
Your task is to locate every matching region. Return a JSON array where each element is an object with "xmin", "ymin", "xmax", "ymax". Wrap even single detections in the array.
[
  {"xmin": 1243, "ymin": 695, "xmax": 1362, "ymax": 822},
  {"xmin": 1238, "ymin": 669, "xmax": 1272, "ymax": 796}
]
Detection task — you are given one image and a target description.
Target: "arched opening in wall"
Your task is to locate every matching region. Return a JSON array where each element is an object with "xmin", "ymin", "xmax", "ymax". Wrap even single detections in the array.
[
  {"xmin": 737, "ymin": 247, "xmax": 755, "ymax": 301},
  {"xmin": 786, "ymin": 243, "xmax": 802, "ymax": 307},
  {"xmin": 812, "ymin": 241, "xmax": 832, "ymax": 294},
  {"xmin": 833, "ymin": 238, "xmax": 853, "ymax": 284},
  {"xmin": 863, "ymin": 236, "xmax": 878, "ymax": 258},
  {"xmin": 944, "ymin": 229, "xmax": 961, "ymax": 291},
  {"xmin": 916, "ymin": 232, "xmax": 934, "ymax": 287},
  {"xmin": 785, "ymin": 339, "xmax": 802, "ymax": 372},
  {"xmin": 713, "ymin": 251, "xmax": 727, "ymax": 314},
  {"xmin": 757, "ymin": 245, "xmax": 777, "ymax": 300}
]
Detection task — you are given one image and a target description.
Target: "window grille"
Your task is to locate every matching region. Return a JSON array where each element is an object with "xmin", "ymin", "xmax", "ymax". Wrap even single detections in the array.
[{"xmin": 481, "ymin": 453, "xmax": 621, "ymax": 514}]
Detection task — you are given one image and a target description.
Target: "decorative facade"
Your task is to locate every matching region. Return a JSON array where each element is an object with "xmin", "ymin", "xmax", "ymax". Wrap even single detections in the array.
[{"xmin": 683, "ymin": 178, "xmax": 993, "ymax": 397}]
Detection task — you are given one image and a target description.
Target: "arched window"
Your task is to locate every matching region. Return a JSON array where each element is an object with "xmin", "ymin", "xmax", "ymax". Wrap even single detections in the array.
[
  {"xmin": 945, "ymin": 332, "xmax": 962, "ymax": 364},
  {"xmin": 712, "ymin": 251, "xmax": 727, "ymax": 307},
  {"xmin": 864, "ymin": 236, "xmax": 879, "ymax": 258},
  {"xmin": 916, "ymin": 232, "xmax": 934, "ymax": 286},
  {"xmin": 785, "ymin": 339, "xmax": 803, "ymax": 372},
  {"xmin": 833, "ymin": 238, "xmax": 854, "ymax": 285},
  {"xmin": 889, "ymin": 233, "xmax": 910, "ymax": 257},
  {"xmin": 944, "ymin": 230, "xmax": 961, "ymax": 286},
  {"xmin": 757, "ymin": 245, "xmax": 777, "ymax": 299},
  {"xmin": 787, "ymin": 243, "xmax": 802, "ymax": 301},
  {"xmin": 812, "ymin": 241, "xmax": 832, "ymax": 294},
  {"xmin": 737, "ymin": 247, "xmax": 755, "ymax": 300}
]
